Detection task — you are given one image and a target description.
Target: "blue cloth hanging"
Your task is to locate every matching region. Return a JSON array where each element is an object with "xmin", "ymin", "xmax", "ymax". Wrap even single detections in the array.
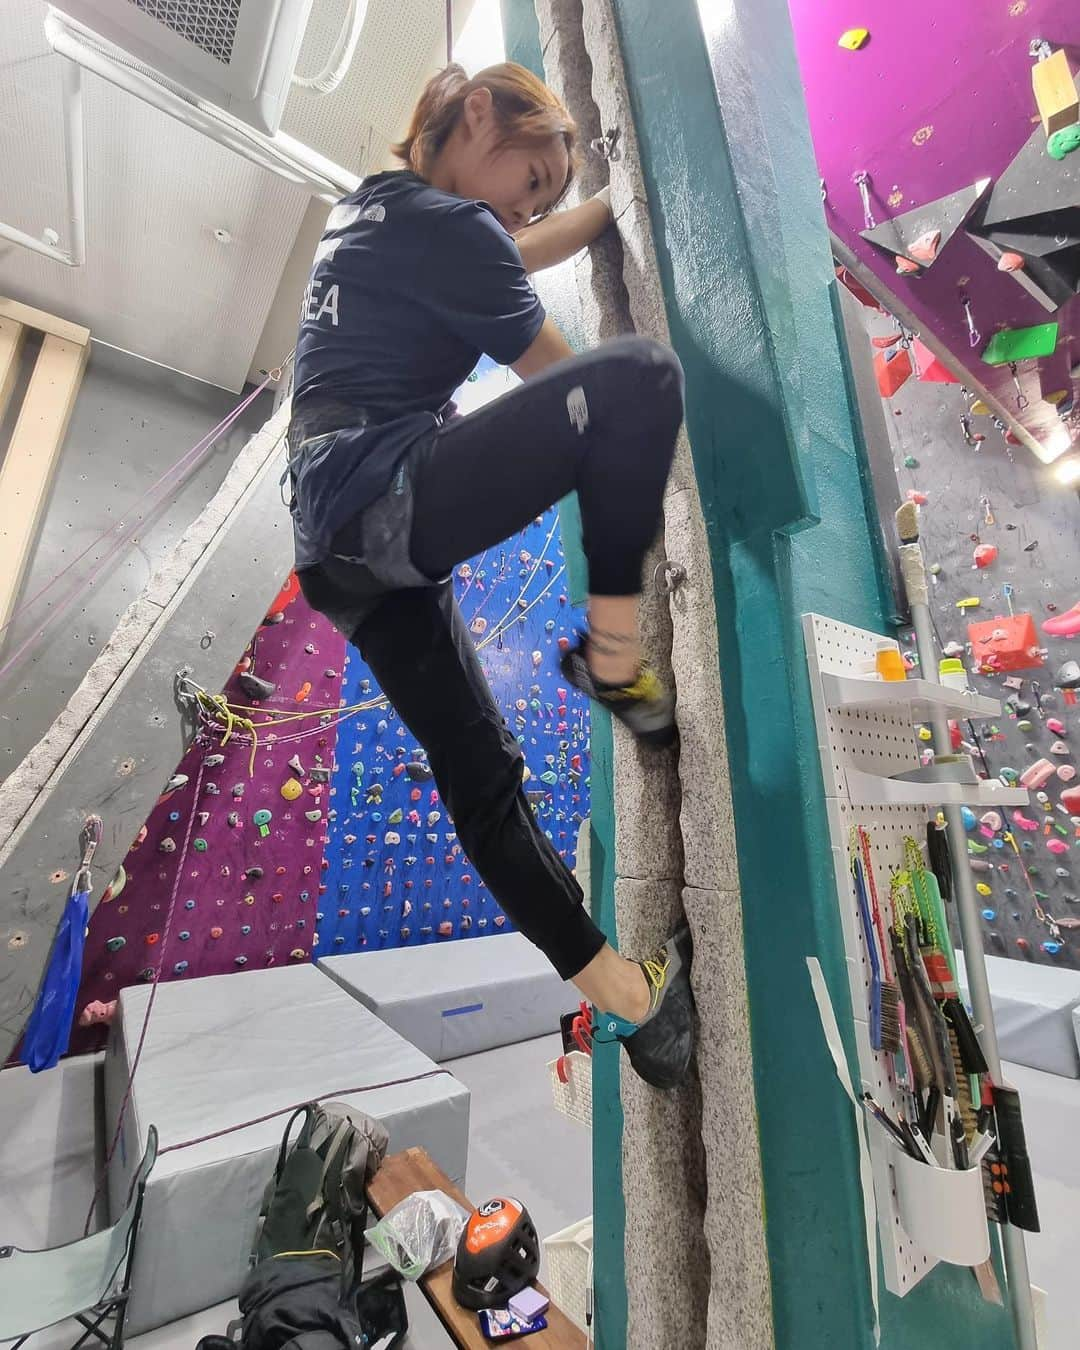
[{"xmin": 23, "ymin": 886, "xmax": 90, "ymax": 1072}]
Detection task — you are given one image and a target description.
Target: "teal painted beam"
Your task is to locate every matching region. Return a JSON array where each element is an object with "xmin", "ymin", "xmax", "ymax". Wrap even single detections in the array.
[
  {"xmin": 500, "ymin": 7, "xmax": 627, "ymax": 1347},
  {"xmin": 611, "ymin": 0, "xmax": 1016, "ymax": 1345}
]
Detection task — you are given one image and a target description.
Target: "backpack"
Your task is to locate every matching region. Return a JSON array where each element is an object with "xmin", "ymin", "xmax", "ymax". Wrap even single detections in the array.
[{"xmin": 199, "ymin": 1102, "xmax": 407, "ymax": 1350}]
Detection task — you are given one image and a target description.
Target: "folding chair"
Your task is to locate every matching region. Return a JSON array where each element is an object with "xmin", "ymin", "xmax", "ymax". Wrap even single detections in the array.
[{"xmin": 0, "ymin": 1125, "xmax": 158, "ymax": 1349}]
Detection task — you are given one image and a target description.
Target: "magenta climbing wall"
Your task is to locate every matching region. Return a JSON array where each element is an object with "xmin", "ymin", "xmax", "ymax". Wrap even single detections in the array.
[
  {"xmin": 790, "ymin": 0, "xmax": 1080, "ymax": 459},
  {"xmin": 68, "ymin": 579, "xmax": 347, "ymax": 1053}
]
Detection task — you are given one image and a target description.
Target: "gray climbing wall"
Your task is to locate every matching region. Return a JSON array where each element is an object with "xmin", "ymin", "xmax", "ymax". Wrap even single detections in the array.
[
  {"xmin": 0, "ymin": 338, "xmax": 275, "ymax": 778},
  {"xmin": 0, "ymin": 406, "xmax": 292, "ymax": 1062},
  {"xmin": 859, "ymin": 303, "xmax": 1080, "ymax": 969},
  {"xmin": 534, "ymin": 2, "xmax": 773, "ymax": 1346}
]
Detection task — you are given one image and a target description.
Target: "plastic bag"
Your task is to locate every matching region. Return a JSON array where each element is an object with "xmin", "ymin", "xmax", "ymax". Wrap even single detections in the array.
[{"xmin": 366, "ymin": 1190, "xmax": 470, "ymax": 1280}]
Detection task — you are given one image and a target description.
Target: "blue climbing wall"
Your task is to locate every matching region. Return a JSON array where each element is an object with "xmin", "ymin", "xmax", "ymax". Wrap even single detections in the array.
[{"xmin": 317, "ymin": 358, "xmax": 591, "ymax": 955}]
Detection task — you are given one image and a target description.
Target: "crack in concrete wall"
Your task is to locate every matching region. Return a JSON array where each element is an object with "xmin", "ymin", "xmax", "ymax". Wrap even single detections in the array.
[{"xmin": 534, "ymin": 1, "xmax": 774, "ymax": 1343}]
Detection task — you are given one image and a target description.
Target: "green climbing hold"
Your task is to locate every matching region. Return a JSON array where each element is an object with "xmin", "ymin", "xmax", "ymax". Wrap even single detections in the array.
[
  {"xmin": 1017, "ymin": 719, "xmax": 1033, "ymax": 733},
  {"xmin": 903, "ymin": 455, "xmax": 918, "ymax": 468},
  {"xmin": 106, "ymin": 936, "xmax": 126, "ymax": 952},
  {"xmin": 1048, "ymin": 124, "xmax": 1080, "ymax": 161},
  {"xmin": 967, "ymin": 838, "xmax": 988, "ymax": 854},
  {"xmin": 388, "ymin": 808, "xmax": 404, "ymax": 825},
  {"xmin": 999, "ymin": 767, "xmax": 1019, "ymax": 785},
  {"xmin": 253, "ymin": 809, "xmax": 272, "ymax": 826},
  {"xmin": 540, "ymin": 770, "xmax": 559, "ymax": 785},
  {"xmin": 193, "ymin": 838, "xmax": 208, "ymax": 852}
]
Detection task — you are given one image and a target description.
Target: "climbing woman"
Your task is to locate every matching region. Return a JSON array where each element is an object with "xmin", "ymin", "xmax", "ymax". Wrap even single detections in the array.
[{"xmin": 287, "ymin": 62, "xmax": 694, "ymax": 1090}]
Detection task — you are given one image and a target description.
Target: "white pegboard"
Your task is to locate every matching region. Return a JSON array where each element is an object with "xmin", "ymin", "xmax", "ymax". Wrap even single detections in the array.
[{"xmin": 803, "ymin": 612, "xmax": 1012, "ymax": 1298}]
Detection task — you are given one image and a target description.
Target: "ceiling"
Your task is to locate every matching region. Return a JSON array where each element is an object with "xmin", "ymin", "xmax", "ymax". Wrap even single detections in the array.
[{"xmin": 0, "ymin": 0, "xmax": 478, "ymax": 391}]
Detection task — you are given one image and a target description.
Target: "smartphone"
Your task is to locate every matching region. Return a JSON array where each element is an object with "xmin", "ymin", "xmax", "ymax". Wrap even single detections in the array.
[{"xmin": 478, "ymin": 1308, "xmax": 549, "ymax": 1339}]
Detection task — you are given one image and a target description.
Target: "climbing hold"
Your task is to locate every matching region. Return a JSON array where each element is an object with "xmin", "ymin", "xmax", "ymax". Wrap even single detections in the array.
[
  {"xmin": 235, "ymin": 955, "xmax": 248, "ymax": 966},
  {"xmin": 903, "ymin": 455, "xmax": 918, "ymax": 468},
  {"xmin": 232, "ymin": 782, "xmax": 245, "ymax": 799},
  {"xmin": 288, "ymin": 754, "xmax": 304, "ymax": 776},
  {"xmin": 1047, "ymin": 124, "xmax": 1080, "ymax": 160},
  {"xmin": 238, "ymin": 673, "xmax": 275, "ymax": 700},
  {"xmin": 980, "ymin": 810, "xmax": 1003, "ymax": 833},
  {"xmin": 106, "ymin": 936, "xmax": 126, "ymax": 952},
  {"xmin": 438, "ymin": 921, "xmax": 454, "ymax": 937},
  {"xmin": 1046, "ymin": 717, "xmax": 1067, "ymax": 735},
  {"xmin": 173, "ymin": 961, "xmax": 189, "ymax": 975},
  {"xmin": 280, "ymin": 777, "xmax": 303, "ymax": 801},
  {"xmin": 973, "ymin": 544, "xmax": 997, "ymax": 569},
  {"xmin": 956, "ymin": 597, "xmax": 980, "ymax": 609},
  {"xmin": 943, "ymin": 641, "xmax": 965, "ymax": 658},
  {"xmin": 1058, "ymin": 764, "xmax": 1077, "ymax": 782},
  {"xmin": 1012, "ymin": 809, "xmax": 1040, "ymax": 831},
  {"xmin": 969, "ymin": 838, "xmax": 989, "ymax": 855},
  {"xmin": 253, "ymin": 809, "xmax": 272, "ymax": 837},
  {"xmin": 1043, "ymin": 604, "xmax": 1080, "ymax": 637},
  {"xmin": 908, "ymin": 229, "xmax": 941, "ymax": 265},
  {"xmin": 975, "ymin": 882, "xmax": 993, "ymax": 897},
  {"xmin": 1020, "ymin": 759, "xmax": 1055, "ymax": 789},
  {"xmin": 997, "ymin": 252, "xmax": 1025, "ymax": 272},
  {"xmin": 204, "ymin": 782, "xmax": 220, "ymax": 796},
  {"xmin": 158, "ymin": 836, "xmax": 176, "ymax": 854},
  {"xmin": 193, "ymin": 838, "xmax": 208, "ymax": 852},
  {"xmin": 961, "ymin": 806, "xmax": 977, "ymax": 830},
  {"xmin": 388, "ymin": 808, "xmax": 404, "ymax": 825},
  {"xmin": 204, "ymin": 753, "xmax": 225, "ymax": 767},
  {"xmin": 917, "ymin": 726, "xmax": 933, "ymax": 742},
  {"xmin": 1057, "ymin": 866, "xmax": 1071, "ymax": 879},
  {"xmin": 295, "ymin": 681, "xmax": 312, "ymax": 703},
  {"xmin": 164, "ymin": 772, "xmax": 188, "ymax": 793},
  {"xmin": 906, "ymin": 490, "xmax": 929, "ymax": 505},
  {"xmin": 1047, "ymin": 837, "xmax": 1069, "ymax": 855},
  {"xmin": 838, "ymin": 26, "xmax": 869, "ymax": 50},
  {"xmin": 999, "ymin": 767, "xmax": 1020, "ymax": 785},
  {"xmin": 384, "ymin": 831, "xmax": 400, "ymax": 845},
  {"xmin": 210, "ymin": 926, "xmax": 223, "ymax": 939},
  {"xmin": 1016, "ymin": 720, "xmax": 1033, "ymax": 733},
  {"xmin": 1050, "ymin": 740, "xmax": 1069, "ymax": 755},
  {"xmin": 896, "ymin": 255, "xmax": 921, "ymax": 276},
  {"xmin": 227, "ymin": 809, "xmax": 239, "ymax": 828},
  {"xmin": 981, "ymin": 908, "xmax": 996, "ymax": 921}
]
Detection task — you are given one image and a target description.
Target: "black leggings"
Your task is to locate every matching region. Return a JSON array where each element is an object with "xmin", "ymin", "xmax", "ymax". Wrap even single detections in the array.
[
  {"xmin": 302, "ymin": 336, "xmax": 684, "ymax": 979},
  {"xmin": 412, "ymin": 335, "xmax": 683, "ymax": 594}
]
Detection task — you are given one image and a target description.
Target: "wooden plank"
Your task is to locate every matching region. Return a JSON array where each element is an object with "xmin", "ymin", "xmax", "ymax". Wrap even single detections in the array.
[
  {"xmin": 369, "ymin": 1149, "xmax": 587, "ymax": 1349},
  {"xmin": 0, "ymin": 333, "xmax": 88, "ymax": 639},
  {"xmin": 0, "ymin": 316, "xmax": 25, "ymax": 425},
  {"xmin": 0, "ymin": 296, "xmax": 90, "ymax": 347},
  {"xmin": 1032, "ymin": 49, "xmax": 1079, "ymax": 136}
]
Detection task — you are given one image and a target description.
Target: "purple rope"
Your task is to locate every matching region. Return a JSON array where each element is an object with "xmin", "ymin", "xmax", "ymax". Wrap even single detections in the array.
[{"xmin": 0, "ymin": 379, "xmax": 275, "ymax": 685}]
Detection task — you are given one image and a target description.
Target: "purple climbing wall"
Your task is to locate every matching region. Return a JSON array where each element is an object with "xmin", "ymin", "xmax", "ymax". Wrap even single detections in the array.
[
  {"xmin": 790, "ymin": 0, "xmax": 1080, "ymax": 458},
  {"xmin": 67, "ymin": 580, "xmax": 347, "ymax": 1054}
]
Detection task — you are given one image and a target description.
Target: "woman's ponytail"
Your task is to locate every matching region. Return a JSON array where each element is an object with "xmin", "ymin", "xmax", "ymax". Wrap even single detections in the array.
[{"xmin": 391, "ymin": 63, "xmax": 470, "ymax": 176}]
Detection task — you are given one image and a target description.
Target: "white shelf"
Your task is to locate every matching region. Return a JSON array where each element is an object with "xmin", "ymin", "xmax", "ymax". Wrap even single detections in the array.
[
  {"xmin": 821, "ymin": 672, "xmax": 1001, "ymax": 720},
  {"xmin": 845, "ymin": 766, "xmax": 1030, "ymax": 807}
]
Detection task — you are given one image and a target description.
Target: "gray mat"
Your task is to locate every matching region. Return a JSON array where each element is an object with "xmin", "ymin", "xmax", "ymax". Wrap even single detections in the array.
[
  {"xmin": 319, "ymin": 933, "xmax": 577, "ymax": 1062},
  {"xmin": 105, "ymin": 964, "xmax": 469, "ymax": 1334},
  {"xmin": 957, "ymin": 950, "xmax": 1080, "ymax": 1078}
]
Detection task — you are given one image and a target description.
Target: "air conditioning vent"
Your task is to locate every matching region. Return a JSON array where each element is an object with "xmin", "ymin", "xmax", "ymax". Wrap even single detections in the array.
[{"xmin": 132, "ymin": 0, "xmax": 241, "ymax": 67}]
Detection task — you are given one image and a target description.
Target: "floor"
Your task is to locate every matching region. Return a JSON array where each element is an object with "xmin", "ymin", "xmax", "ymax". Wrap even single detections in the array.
[{"xmin": 0, "ymin": 1033, "xmax": 590, "ymax": 1349}]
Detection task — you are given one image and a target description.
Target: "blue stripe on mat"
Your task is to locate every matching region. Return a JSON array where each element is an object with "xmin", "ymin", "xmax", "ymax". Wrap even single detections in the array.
[{"xmin": 442, "ymin": 1003, "xmax": 484, "ymax": 1018}]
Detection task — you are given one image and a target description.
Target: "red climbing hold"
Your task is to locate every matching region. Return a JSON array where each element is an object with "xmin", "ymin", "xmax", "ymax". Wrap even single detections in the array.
[
  {"xmin": 438, "ymin": 921, "xmax": 454, "ymax": 937},
  {"xmin": 1043, "ymin": 602, "xmax": 1080, "ymax": 637},
  {"xmin": 973, "ymin": 544, "xmax": 998, "ymax": 569},
  {"xmin": 295, "ymin": 681, "xmax": 312, "ymax": 702},
  {"xmin": 998, "ymin": 252, "xmax": 1025, "ymax": 273},
  {"xmin": 145, "ymin": 933, "xmax": 160, "ymax": 945},
  {"xmin": 210, "ymin": 926, "xmax": 223, "ymax": 939}
]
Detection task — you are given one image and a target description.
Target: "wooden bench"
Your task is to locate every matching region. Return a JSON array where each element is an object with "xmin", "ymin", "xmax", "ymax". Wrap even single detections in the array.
[{"xmin": 368, "ymin": 1148, "xmax": 586, "ymax": 1349}]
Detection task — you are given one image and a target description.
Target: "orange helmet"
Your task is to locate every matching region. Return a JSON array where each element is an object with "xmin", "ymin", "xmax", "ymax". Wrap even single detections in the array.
[{"xmin": 452, "ymin": 1197, "xmax": 540, "ymax": 1310}]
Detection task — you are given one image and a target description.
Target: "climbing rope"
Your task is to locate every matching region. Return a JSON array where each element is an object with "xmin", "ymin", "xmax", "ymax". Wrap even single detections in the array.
[
  {"xmin": 0, "ymin": 358, "xmax": 292, "ymax": 688},
  {"xmin": 84, "ymin": 756, "xmax": 208, "ymax": 1235}
]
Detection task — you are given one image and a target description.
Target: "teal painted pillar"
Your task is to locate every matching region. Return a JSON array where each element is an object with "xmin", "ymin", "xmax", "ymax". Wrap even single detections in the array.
[
  {"xmin": 609, "ymin": 0, "xmax": 1017, "ymax": 1347},
  {"xmin": 500, "ymin": 9, "xmax": 628, "ymax": 1348}
]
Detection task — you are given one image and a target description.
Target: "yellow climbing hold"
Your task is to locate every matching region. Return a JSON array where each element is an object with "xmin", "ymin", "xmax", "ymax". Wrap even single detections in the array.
[
  {"xmin": 976, "ymin": 882, "xmax": 992, "ymax": 896},
  {"xmin": 838, "ymin": 27, "xmax": 870, "ymax": 50},
  {"xmin": 970, "ymin": 400, "xmax": 990, "ymax": 416},
  {"xmin": 1044, "ymin": 388, "xmax": 1070, "ymax": 405},
  {"xmin": 956, "ymin": 597, "xmax": 981, "ymax": 609},
  {"xmin": 918, "ymin": 726, "xmax": 933, "ymax": 742},
  {"xmin": 281, "ymin": 777, "xmax": 304, "ymax": 801}
]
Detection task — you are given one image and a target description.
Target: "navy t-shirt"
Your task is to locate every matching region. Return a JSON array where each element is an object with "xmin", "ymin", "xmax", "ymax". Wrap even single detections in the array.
[{"xmin": 289, "ymin": 170, "xmax": 546, "ymax": 568}]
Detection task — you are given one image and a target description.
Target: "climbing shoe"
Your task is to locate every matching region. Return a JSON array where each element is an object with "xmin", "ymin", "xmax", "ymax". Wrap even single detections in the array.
[
  {"xmin": 594, "ymin": 925, "xmax": 695, "ymax": 1091},
  {"xmin": 560, "ymin": 639, "xmax": 676, "ymax": 748}
]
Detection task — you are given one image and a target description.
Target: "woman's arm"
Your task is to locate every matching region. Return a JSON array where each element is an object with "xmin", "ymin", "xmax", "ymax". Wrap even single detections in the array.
[{"xmin": 514, "ymin": 188, "xmax": 613, "ymax": 274}]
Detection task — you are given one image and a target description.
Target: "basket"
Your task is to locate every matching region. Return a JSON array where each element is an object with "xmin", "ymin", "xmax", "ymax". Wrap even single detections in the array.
[
  {"xmin": 548, "ymin": 1050, "xmax": 592, "ymax": 1127},
  {"xmin": 543, "ymin": 1215, "xmax": 593, "ymax": 1333}
]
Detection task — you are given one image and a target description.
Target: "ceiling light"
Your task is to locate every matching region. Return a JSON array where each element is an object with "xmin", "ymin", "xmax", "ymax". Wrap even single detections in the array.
[{"xmin": 1054, "ymin": 455, "xmax": 1080, "ymax": 487}]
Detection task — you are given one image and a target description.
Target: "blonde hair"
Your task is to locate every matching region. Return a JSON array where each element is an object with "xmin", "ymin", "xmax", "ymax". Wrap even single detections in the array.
[{"xmin": 392, "ymin": 62, "xmax": 578, "ymax": 212}]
